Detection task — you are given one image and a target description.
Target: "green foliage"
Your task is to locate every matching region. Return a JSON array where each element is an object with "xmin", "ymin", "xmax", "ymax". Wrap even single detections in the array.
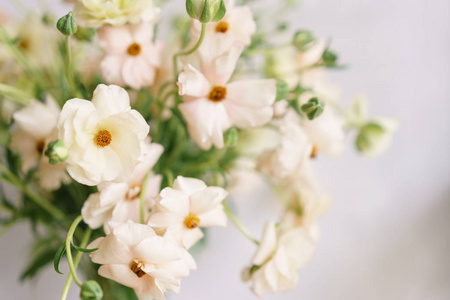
[
  {"xmin": 80, "ymin": 280, "xmax": 104, "ymax": 300},
  {"xmin": 301, "ymin": 97, "xmax": 325, "ymax": 120},
  {"xmin": 54, "ymin": 242, "xmax": 66, "ymax": 275}
]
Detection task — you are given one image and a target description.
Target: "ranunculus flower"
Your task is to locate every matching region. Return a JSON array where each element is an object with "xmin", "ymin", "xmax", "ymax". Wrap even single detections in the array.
[
  {"xmin": 177, "ymin": 37, "xmax": 276, "ymax": 150},
  {"xmin": 99, "ymin": 22, "xmax": 163, "ymax": 90},
  {"xmin": 89, "ymin": 221, "xmax": 196, "ymax": 300},
  {"xmin": 242, "ymin": 221, "xmax": 316, "ymax": 297},
  {"xmin": 74, "ymin": 0, "xmax": 161, "ymax": 28},
  {"xmin": 9, "ymin": 96, "xmax": 71, "ymax": 190},
  {"xmin": 190, "ymin": 0, "xmax": 256, "ymax": 46},
  {"xmin": 257, "ymin": 110, "xmax": 313, "ymax": 178},
  {"xmin": 82, "ymin": 140, "xmax": 163, "ymax": 229},
  {"xmin": 58, "ymin": 84, "xmax": 150, "ymax": 186},
  {"xmin": 148, "ymin": 176, "xmax": 228, "ymax": 249}
]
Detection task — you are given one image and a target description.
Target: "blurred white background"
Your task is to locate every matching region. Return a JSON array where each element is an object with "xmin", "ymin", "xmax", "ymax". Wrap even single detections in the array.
[{"xmin": 1, "ymin": 0, "xmax": 450, "ymax": 299}]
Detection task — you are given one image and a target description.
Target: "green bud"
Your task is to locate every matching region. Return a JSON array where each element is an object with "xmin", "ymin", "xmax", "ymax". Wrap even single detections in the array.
[
  {"xmin": 42, "ymin": 13, "xmax": 55, "ymax": 26},
  {"xmin": 44, "ymin": 139, "xmax": 69, "ymax": 165},
  {"xmin": 322, "ymin": 49, "xmax": 338, "ymax": 67},
  {"xmin": 74, "ymin": 27, "xmax": 96, "ymax": 42},
  {"xmin": 355, "ymin": 120, "xmax": 398, "ymax": 157},
  {"xmin": 275, "ymin": 80, "xmax": 289, "ymax": 102},
  {"xmin": 293, "ymin": 30, "xmax": 315, "ymax": 52},
  {"xmin": 57, "ymin": 11, "xmax": 77, "ymax": 36},
  {"xmin": 224, "ymin": 127, "xmax": 239, "ymax": 147},
  {"xmin": 80, "ymin": 280, "xmax": 103, "ymax": 300},
  {"xmin": 301, "ymin": 97, "xmax": 325, "ymax": 120},
  {"xmin": 186, "ymin": 0, "xmax": 227, "ymax": 23}
]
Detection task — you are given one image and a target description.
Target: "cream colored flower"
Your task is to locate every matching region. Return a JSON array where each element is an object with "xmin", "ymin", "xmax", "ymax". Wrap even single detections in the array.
[
  {"xmin": 74, "ymin": 0, "xmax": 161, "ymax": 28},
  {"xmin": 148, "ymin": 176, "xmax": 228, "ymax": 249},
  {"xmin": 10, "ymin": 96, "xmax": 71, "ymax": 190},
  {"xmin": 242, "ymin": 221, "xmax": 316, "ymax": 297},
  {"xmin": 99, "ymin": 22, "xmax": 162, "ymax": 90},
  {"xmin": 89, "ymin": 221, "xmax": 196, "ymax": 300},
  {"xmin": 58, "ymin": 84, "xmax": 150, "ymax": 186}
]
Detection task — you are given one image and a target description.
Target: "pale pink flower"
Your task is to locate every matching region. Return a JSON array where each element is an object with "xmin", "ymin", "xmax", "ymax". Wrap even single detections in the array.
[
  {"xmin": 99, "ymin": 22, "xmax": 162, "ymax": 90},
  {"xmin": 82, "ymin": 140, "xmax": 164, "ymax": 229},
  {"xmin": 177, "ymin": 38, "xmax": 276, "ymax": 150},
  {"xmin": 148, "ymin": 176, "xmax": 228, "ymax": 249},
  {"xmin": 190, "ymin": 0, "xmax": 256, "ymax": 46},
  {"xmin": 242, "ymin": 221, "xmax": 316, "ymax": 297},
  {"xmin": 89, "ymin": 221, "xmax": 196, "ymax": 300}
]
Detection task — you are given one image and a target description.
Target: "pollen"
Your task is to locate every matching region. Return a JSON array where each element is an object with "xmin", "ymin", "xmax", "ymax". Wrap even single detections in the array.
[
  {"xmin": 215, "ymin": 21, "xmax": 229, "ymax": 33},
  {"xmin": 94, "ymin": 130, "xmax": 112, "ymax": 147},
  {"xmin": 310, "ymin": 145, "xmax": 318, "ymax": 158},
  {"xmin": 184, "ymin": 215, "xmax": 200, "ymax": 229},
  {"xmin": 130, "ymin": 261, "xmax": 146, "ymax": 278},
  {"xmin": 127, "ymin": 43, "xmax": 141, "ymax": 56},
  {"xmin": 208, "ymin": 86, "xmax": 227, "ymax": 102}
]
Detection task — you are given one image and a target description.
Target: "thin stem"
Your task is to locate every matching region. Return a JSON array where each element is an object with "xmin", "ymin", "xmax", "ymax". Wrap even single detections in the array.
[
  {"xmin": 0, "ymin": 163, "xmax": 65, "ymax": 219},
  {"xmin": 64, "ymin": 36, "xmax": 81, "ymax": 98},
  {"xmin": 223, "ymin": 202, "xmax": 259, "ymax": 245},
  {"xmin": 61, "ymin": 227, "xmax": 92, "ymax": 300},
  {"xmin": 164, "ymin": 169, "xmax": 174, "ymax": 188},
  {"xmin": 65, "ymin": 216, "xmax": 83, "ymax": 288},
  {"xmin": 140, "ymin": 172, "xmax": 152, "ymax": 224},
  {"xmin": 0, "ymin": 83, "xmax": 33, "ymax": 105},
  {"xmin": 173, "ymin": 23, "xmax": 207, "ymax": 82}
]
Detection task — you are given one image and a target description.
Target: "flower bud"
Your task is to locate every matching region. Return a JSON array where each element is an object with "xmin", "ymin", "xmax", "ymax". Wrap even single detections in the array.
[
  {"xmin": 80, "ymin": 280, "xmax": 103, "ymax": 300},
  {"xmin": 44, "ymin": 139, "xmax": 69, "ymax": 165},
  {"xmin": 322, "ymin": 49, "xmax": 338, "ymax": 67},
  {"xmin": 275, "ymin": 80, "xmax": 289, "ymax": 102},
  {"xmin": 293, "ymin": 30, "xmax": 315, "ymax": 52},
  {"xmin": 57, "ymin": 11, "xmax": 77, "ymax": 36},
  {"xmin": 42, "ymin": 13, "xmax": 55, "ymax": 26},
  {"xmin": 74, "ymin": 27, "xmax": 96, "ymax": 42},
  {"xmin": 186, "ymin": 0, "xmax": 227, "ymax": 23},
  {"xmin": 356, "ymin": 119, "xmax": 398, "ymax": 158},
  {"xmin": 224, "ymin": 127, "xmax": 239, "ymax": 147},
  {"xmin": 301, "ymin": 97, "xmax": 325, "ymax": 120}
]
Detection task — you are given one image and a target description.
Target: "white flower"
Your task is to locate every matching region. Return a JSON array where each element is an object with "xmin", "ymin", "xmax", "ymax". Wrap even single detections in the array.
[
  {"xmin": 99, "ymin": 22, "xmax": 163, "ymax": 90},
  {"xmin": 357, "ymin": 118, "xmax": 399, "ymax": 158},
  {"xmin": 58, "ymin": 84, "xmax": 150, "ymax": 186},
  {"xmin": 148, "ymin": 176, "xmax": 228, "ymax": 249},
  {"xmin": 295, "ymin": 39, "xmax": 327, "ymax": 70},
  {"xmin": 89, "ymin": 221, "xmax": 196, "ymax": 300},
  {"xmin": 82, "ymin": 140, "xmax": 163, "ymax": 229},
  {"xmin": 190, "ymin": 0, "xmax": 256, "ymax": 46},
  {"xmin": 257, "ymin": 110, "xmax": 313, "ymax": 178},
  {"xmin": 74, "ymin": 0, "xmax": 161, "ymax": 28},
  {"xmin": 9, "ymin": 96, "xmax": 71, "ymax": 190},
  {"xmin": 177, "ymin": 39, "xmax": 276, "ymax": 150},
  {"xmin": 301, "ymin": 105, "xmax": 346, "ymax": 157},
  {"xmin": 242, "ymin": 221, "xmax": 316, "ymax": 297},
  {"xmin": 278, "ymin": 161, "xmax": 332, "ymax": 228}
]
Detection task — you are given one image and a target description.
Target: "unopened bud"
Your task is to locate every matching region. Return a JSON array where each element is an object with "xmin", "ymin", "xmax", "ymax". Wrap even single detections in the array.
[
  {"xmin": 44, "ymin": 139, "xmax": 69, "ymax": 165},
  {"xmin": 293, "ymin": 30, "xmax": 315, "ymax": 52},
  {"xmin": 322, "ymin": 49, "xmax": 338, "ymax": 67},
  {"xmin": 80, "ymin": 280, "xmax": 103, "ymax": 300},
  {"xmin": 186, "ymin": 0, "xmax": 227, "ymax": 23},
  {"xmin": 356, "ymin": 119, "xmax": 398, "ymax": 157},
  {"xmin": 301, "ymin": 97, "xmax": 325, "ymax": 120},
  {"xmin": 57, "ymin": 11, "xmax": 77, "ymax": 36}
]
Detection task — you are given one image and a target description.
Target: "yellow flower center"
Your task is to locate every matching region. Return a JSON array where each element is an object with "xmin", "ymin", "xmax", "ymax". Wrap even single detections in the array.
[
  {"xmin": 36, "ymin": 139, "xmax": 45, "ymax": 154},
  {"xmin": 127, "ymin": 43, "xmax": 141, "ymax": 56},
  {"xmin": 310, "ymin": 145, "xmax": 318, "ymax": 159},
  {"xmin": 127, "ymin": 184, "xmax": 142, "ymax": 201},
  {"xmin": 94, "ymin": 130, "xmax": 112, "ymax": 147},
  {"xmin": 215, "ymin": 21, "xmax": 229, "ymax": 33},
  {"xmin": 130, "ymin": 261, "xmax": 146, "ymax": 278},
  {"xmin": 208, "ymin": 86, "xmax": 227, "ymax": 102},
  {"xmin": 184, "ymin": 215, "xmax": 200, "ymax": 229}
]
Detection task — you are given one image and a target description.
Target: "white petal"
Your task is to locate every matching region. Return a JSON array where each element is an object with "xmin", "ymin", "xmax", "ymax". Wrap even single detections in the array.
[
  {"xmin": 252, "ymin": 221, "xmax": 277, "ymax": 265},
  {"xmin": 111, "ymin": 221, "xmax": 156, "ymax": 248},
  {"xmin": 177, "ymin": 64, "xmax": 211, "ymax": 97},
  {"xmin": 133, "ymin": 236, "xmax": 182, "ymax": 264},
  {"xmin": 189, "ymin": 187, "xmax": 228, "ymax": 214},
  {"xmin": 173, "ymin": 176, "xmax": 207, "ymax": 195},
  {"xmin": 90, "ymin": 235, "xmax": 133, "ymax": 265},
  {"xmin": 98, "ymin": 264, "xmax": 139, "ymax": 289},
  {"xmin": 91, "ymin": 84, "xmax": 131, "ymax": 118}
]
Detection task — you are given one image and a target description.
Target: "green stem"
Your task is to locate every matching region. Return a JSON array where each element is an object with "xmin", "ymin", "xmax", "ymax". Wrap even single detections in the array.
[
  {"xmin": 140, "ymin": 172, "xmax": 152, "ymax": 224},
  {"xmin": 223, "ymin": 202, "xmax": 259, "ymax": 245},
  {"xmin": 180, "ymin": 148, "xmax": 227, "ymax": 174},
  {"xmin": 61, "ymin": 227, "xmax": 91, "ymax": 300},
  {"xmin": 64, "ymin": 36, "xmax": 81, "ymax": 98},
  {"xmin": 0, "ymin": 163, "xmax": 65, "ymax": 219},
  {"xmin": 0, "ymin": 83, "xmax": 33, "ymax": 105},
  {"xmin": 172, "ymin": 23, "xmax": 207, "ymax": 82},
  {"xmin": 65, "ymin": 216, "xmax": 84, "ymax": 288},
  {"xmin": 164, "ymin": 169, "xmax": 174, "ymax": 188}
]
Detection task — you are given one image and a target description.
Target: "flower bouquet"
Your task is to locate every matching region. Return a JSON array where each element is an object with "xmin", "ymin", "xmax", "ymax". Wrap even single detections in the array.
[{"xmin": 0, "ymin": 0, "xmax": 398, "ymax": 299}]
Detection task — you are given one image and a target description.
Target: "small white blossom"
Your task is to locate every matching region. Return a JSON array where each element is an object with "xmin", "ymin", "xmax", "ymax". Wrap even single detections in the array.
[
  {"xmin": 99, "ymin": 22, "xmax": 163, "ymax": 90},
  {"xmin": 242, "ymin": 221, "xmax": 316, "ymax": 297},
  {"xmin": 89, "ymin": 221, "xmax": 196, "ymax": 300},
  {"xmin": 58, "ymin": 84, "xmax": 150, "ymax": 186},
  {"xmin": 74, "ymin": 0, "xmax": 161, "ymax": 28},
  {"xmin": 148, "ymin": 176, "xmax": 228, "ymax": 249}
]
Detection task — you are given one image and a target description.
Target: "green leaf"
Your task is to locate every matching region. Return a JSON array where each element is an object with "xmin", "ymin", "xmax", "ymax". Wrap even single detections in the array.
[
  {"xmin": 72, "ymin": 243, "xmax": 98, "ymax": 253},
  {"xmin": 54, "ymin": 241, "xmax": 66, "ymax": 275},
  {"xmin": 21, "ymin": 247, "xmax": 57, "ymax": 281}
]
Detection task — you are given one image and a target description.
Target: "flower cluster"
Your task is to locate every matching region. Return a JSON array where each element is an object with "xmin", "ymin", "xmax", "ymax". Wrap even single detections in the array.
[{"xmin": 0, "ymin": 0, "xmax": 397, "ymax": 299}]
